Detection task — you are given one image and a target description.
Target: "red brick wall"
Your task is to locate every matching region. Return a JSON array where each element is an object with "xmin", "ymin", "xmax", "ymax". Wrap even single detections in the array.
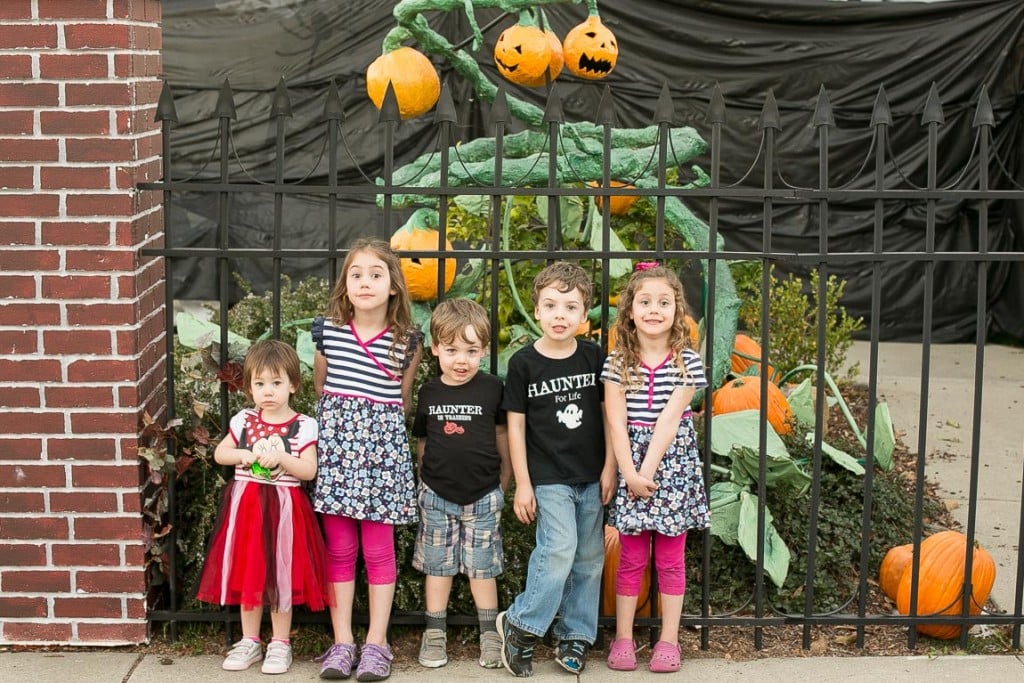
[{"xmin": 0, "ymin": 0, "xmax": 164, "ymax": 645}]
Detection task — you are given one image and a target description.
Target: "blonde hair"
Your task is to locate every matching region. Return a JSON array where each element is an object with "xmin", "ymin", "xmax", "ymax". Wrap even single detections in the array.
[
  {"xmin": 325, "ymin": 237, "xmax": 416, "ymax": 361},
  {"xmin": 242, "ymin": 339, "xmax": 301, "ymax": 401},
  {"xmin": 531, "ymin": 261, "xmax": 593, "ymax": 307},
  {"xmin": 609, "ymin": 264, "xmax": 695, "ymax": 392},
  {"xmin": 430, "ymin": 297, "xmax": 491, "ymax": 348}
]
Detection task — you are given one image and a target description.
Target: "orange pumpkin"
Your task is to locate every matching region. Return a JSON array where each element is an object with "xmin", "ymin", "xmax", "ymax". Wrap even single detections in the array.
[
  {"xmin": 588, "ymin": 180, "xmax": 637, "ymax": 216},
  {"xmin": 563, "ymin": 14, "xmax": 618, "ymax": 80},
  {"xmin": 389, "ymin": 223, "xmax": 456, "ymax": 301},
  {"xmin": 494, "ymin": 24, "xmax": 563, "ymax": 87},
  {"xmin": 895, "ymin": 530, "xmax": 996, "ymax": 640},
  {"xmin": 711, "ymin": 376, "xmax": 793, "ymax": 435},
  {"xmin": 521, "ymin": 30, "xmax": 564, "ymax": 87},
  {"xmin": 730, "ymin": 333, "xmax": 777, "ymax": 382},
  {"xmin": 366, "ymin": 47, "xmax": 440, "ymax": 120},
  {"xmin": 879, "ymin": 543, "xmax": 913, "ymax": 600},
  {"xmin": 601, "ymin": 526, "xmax": 653, "ymax": 618}
]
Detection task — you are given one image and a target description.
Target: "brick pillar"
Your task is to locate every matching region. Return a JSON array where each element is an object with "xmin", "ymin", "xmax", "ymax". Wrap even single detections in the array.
[{"xmin": 0, "ymin": 0, "xmax": 164, "ymax": 645}]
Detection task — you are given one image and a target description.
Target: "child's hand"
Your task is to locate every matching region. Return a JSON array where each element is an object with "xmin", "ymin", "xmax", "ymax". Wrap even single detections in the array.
[
  {"xmin": 238, "ymin": 449, "xmax": 257, "ymax": 467},
  {"xmin": 626, "ymin": 472, "xmax": 657, "ymax": 500},
  {"xmin": 256, "ymin": 449, "xmax": 284, "ymax": 471},
  {"xmin": 600, "ymin": 463, "xmax": 618, "ymax": 505},
  {"xmin": 512, "ymin": 483, "xmax": 536, "ymax": 525}
]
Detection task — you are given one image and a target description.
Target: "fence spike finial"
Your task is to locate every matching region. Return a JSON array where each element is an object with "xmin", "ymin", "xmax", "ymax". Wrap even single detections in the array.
[
  {"xmin": 155, "ymin": 79, "xmax": 178, "ymax": 125},
  {"xmin": 597, "ymin": 85, "xmax": 617, "ymax": 126},
  {"xmin": 542, "ymin": 84, "xmax": 564, "ymax": 124},
  {"xmin": 706, "ymin": 82, "xmax": 726, "ymax": 124},
  {"xmin": 434, "ymin": 80, "xmax": 457, "ymax": 125},
  {"xmin": 811, "ymin": 84, "xmax": 834, "ymax": 128},
  {"xmin": 322, "ymin": 80, "xmax": 344, "ymax": 122},
  {"xmin": 757, "ymin": 89, "xmax": 781, "ymax": 131},
  {"xmin": 973, "ymin": 85, "xmax": 994, "ymax": 128},
  {"xmin": 870, "ymin": 84, "xmax": 891, "ymax": 128},
  {"xmin": 215, "ymin": 79, "xmax": 237, "ymax": 120},
  {"xmin": 491, "ymin": 88, "xmax": 510, "ymax": 128},
  {"xmin": 921, "ymin": 82, "xmax": 945, "ymax": 126},
  {"xmin": 270, "ymin": 77, "xmax": 293, "ymax": 118},
  {"xmin": 653, "ymin": 82, "xmax": 674, "ymax": 125},
  {"xmin": 378, "ymin": 81, "xmax": 402, "ymax": 124}
]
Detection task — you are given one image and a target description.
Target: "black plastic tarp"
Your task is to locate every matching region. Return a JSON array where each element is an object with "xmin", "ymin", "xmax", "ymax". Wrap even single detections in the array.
[{"xmin": 161, "ymin": 0, "xmax": 1024, "ymax": 341}]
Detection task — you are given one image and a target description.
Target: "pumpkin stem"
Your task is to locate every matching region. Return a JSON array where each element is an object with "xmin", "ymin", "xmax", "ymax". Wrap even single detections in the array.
[
  {"xmin": 585, "ymin": 0, "xmax": 600, "ymax": 17},
  {"xmin": 517, "ymin": 8, "xmax": 540, "ymax": 28},
  {"xmin": 381, "ymin": 27, "xmax": 412, "ymax": 54}
]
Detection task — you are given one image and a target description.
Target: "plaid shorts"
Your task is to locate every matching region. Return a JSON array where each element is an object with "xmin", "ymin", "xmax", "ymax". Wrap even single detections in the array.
[{"xmin": 412, "ymin": 483, "xmax": 505, "ymax": 579}]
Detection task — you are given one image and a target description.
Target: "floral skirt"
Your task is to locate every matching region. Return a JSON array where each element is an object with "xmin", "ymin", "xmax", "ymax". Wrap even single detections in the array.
[
  {"xmin": 609, "ymin": 419, "xmax": 711, "ymax": 537},
  {"xmin": 313, "ymin": 393, "xmax": 417, "ymax": 525},
  {"xmin": 195, "ymin": 479, "xmax": 331, "ymax": 611}
]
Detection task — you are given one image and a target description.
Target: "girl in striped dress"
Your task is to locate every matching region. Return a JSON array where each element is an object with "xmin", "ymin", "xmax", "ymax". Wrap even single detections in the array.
[
  {"xmin": 311, "ymin": 238, "xmax": 421, "ymax": 682},
  {"xmin": 195, "ymin": 339, "xmax": 329, "ymax": 675},
  {"xmin": 601, "ymin": 263, "xmax": 710, "ymax": 674}
]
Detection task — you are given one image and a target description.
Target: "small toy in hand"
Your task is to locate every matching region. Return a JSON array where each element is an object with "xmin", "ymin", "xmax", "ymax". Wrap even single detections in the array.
[{"xmin": 251, "ymin": 462, "xmax": 274, "ymax": 480}]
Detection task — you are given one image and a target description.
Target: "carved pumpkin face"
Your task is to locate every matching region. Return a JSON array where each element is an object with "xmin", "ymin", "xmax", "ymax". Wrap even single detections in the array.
[
  {"xmin": 365, "ymin": 46, "xmax": 440, "ymax": 120},
  {"xmin": 494, "ymin": 23, "xmax": 552, "ymax": 87},
  {"xmin": 563, "ymin": 15, "xmax": 618, "ymax": 80}
]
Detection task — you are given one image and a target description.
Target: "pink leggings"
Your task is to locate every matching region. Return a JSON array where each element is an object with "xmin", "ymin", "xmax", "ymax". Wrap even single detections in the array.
[
  {"xmin": 321, "ymin": 514, "xmax": 396, "ymax": 585},
  {"xmin": 615, "ymin": 530, "xmax": 687, "ymax": 596}
]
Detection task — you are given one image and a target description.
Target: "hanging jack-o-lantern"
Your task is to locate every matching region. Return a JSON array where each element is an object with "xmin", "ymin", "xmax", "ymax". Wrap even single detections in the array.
[
  {"xmin": 521, "ymin": 30, "xmax": 564, "ymax": 87},
  {"xmin": 494, "ymin": 23, "xmax": 553, "ymax": 87},
  {"xmin": 365, "ymin": 46, "xmax": 440, "ymax": 120},
  {"xmin": 563, "ymin": 14, "xmax": 618, "ymax": 80}
]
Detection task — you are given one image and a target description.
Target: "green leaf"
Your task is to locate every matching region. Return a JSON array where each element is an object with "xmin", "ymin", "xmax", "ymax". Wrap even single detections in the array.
[
  {"xmin": 872, "ymin": 402, "xmax": 895, "ymax": 471},
  {"xmin": 710, "ymin": 410, "xmax": 790, "ymax": 459},
  {"xmin": 175, "ymin": 311, "xmax": 250, "ymax": 359},
  {"xmin": 737, "ymin": 492, "xmax": 791, "ymax": 588},
  {"xmin": 453, "ymin": 194, "xmax": 491, "ymax": 217},
  {"xmin": 535, "ymin": 194, "xmax": 584, "ymax": 241},
  {"xmin": 807, "ymin": 435, "xmax": 866, "ymax": 475},
  {"xmin": 493, "ymin": 325, "xmax": 536, "ymax": 380},
  {"xmin": 411, "ymin": 301, "xmax": 433, "ymax": 345},
  {"xmin": 446, "ymin": 255, "xmax": 486, "ymax": 299},
  {"xmin": 584, "ymin": 204, "xmax": 633, "ymax": 278},
  {"xmin": 787, "ymin": 377, "xmax": 838, "ymax": 429},
  {"xmin": 295, "ymin": 329, "xmax": 314, "ymax": 369},
  {"xmin": 709, "ymin": 481, "xmax": 744, "ymax": 546}
]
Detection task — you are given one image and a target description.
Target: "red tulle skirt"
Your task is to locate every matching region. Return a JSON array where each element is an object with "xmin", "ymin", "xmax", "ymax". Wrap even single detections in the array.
[{"xmin": 195, "ymin": 479, "xmax": 331, "ymax": 611}]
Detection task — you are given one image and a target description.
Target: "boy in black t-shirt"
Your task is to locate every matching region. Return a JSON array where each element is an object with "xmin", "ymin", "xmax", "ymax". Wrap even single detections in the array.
[
  {"xmin": 412, "ymin": 298, "xmax": 511, "ymax": 670},
  {"xmin": 496, "ymin": 262, "xmax": 616, "ymax": 677}
]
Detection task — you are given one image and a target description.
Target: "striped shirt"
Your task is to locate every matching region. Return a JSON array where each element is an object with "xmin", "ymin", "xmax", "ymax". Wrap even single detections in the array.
[
  {"xmin": 601, "ymin": 348, "xmax": 707, "ymax": 424},
  {"xmin": 313, "ymin": 317, "xmax": 413, "ymax": 404}
]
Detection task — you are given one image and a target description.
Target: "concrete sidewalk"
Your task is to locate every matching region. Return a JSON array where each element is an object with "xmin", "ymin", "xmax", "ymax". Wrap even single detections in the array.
[
  {"xmin": 2, "ymin": 650, "xmax": 1023, "ymax": 682},
  {"xmin": 844, "ymin": 341, "xmax": 1024, "ymax": 609}
]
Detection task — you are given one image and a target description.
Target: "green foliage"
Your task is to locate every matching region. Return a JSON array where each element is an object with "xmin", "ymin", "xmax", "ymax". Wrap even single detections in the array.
[{"xmin": 731, "ymin": 262, "xmax": 864, "ymax": 380}]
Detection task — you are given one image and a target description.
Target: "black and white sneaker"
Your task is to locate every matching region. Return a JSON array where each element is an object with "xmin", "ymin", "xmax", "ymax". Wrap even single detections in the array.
[{"xmin": 496, "ymin": 610, "xmax": 537, "ymax": 678}]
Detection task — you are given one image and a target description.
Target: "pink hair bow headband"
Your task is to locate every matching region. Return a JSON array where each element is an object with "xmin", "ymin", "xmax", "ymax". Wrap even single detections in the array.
[{"xmin": 635, "ymin": 261, "xmax": 659, "ymax": 272}]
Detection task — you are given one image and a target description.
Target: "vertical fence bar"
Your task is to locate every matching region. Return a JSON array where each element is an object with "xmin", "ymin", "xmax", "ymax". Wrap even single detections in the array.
[
  {"xmin": 324, "ymin": 82, "xmax": 342, "ymax": 285},
  {"xmin": 700, "ymin": 83, "xmax": 726, "ymax": 651},
  {"xmin": 490, "ymin": 89, "xmax": 509, "ymax": 374},
  {"xmin": 434, "ymin": 83, "xmax": 457, "ymax": 305},
  {"xmin": 270, "ymin": 78, "xmax": 291, "ymax": 337},
  {"xmin": 801, "ymin": 86, "xmax": 834, "ymax": 648},
  {"xmin": 379, "ymin": 84, "xmax": 400, "ymax": 239}
]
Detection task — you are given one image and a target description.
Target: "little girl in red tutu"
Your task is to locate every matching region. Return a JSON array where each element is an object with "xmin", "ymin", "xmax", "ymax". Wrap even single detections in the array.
[{"xmin": 195, "ymin": 339, "xmax": 331, "ymax": 674}]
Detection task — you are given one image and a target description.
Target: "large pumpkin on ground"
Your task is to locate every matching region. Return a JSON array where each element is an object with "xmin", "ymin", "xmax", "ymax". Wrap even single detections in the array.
[
  {"xmin": 494, "ymin": 24, "xmax": 561, "ymax": 87},
  {"xmin": 731, "ymin": 333, "xmax": 777, "ymax": 382},
  {"xmin": 895, "ymin": 530, "xmax": 996, "ymax": 640},
  {"xmin": 366, "ymin": 47, "xmax": 440, "ymax": 120},
  {"xmin": 711, "ymin": 376, "xmax": 793, "ymax": 435},
  {"xmin": 879, "ymin": 543, "xmax": 913, "ymax": 601},
  {"xmin": 562, "ymin": 14, "xmax": 618, "ymax": 80},
  {"xmin": 389, "ymin": 223, "xmax": 456, "ymax": 301}
]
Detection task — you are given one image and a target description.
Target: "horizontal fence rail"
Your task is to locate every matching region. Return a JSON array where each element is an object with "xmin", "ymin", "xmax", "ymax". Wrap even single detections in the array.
[{"xmin": 141, "ymin": 77, "xmax": 1024, "ymax": 651}]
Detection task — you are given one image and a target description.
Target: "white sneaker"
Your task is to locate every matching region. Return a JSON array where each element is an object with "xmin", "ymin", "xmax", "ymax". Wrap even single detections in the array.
[
  {"xmin": 222, "ymin": 638, "xmax": 262, "ymax": 671},
  {"xmin": 261, "ymin": 640, "xmax": 292, "ymax": 675}
]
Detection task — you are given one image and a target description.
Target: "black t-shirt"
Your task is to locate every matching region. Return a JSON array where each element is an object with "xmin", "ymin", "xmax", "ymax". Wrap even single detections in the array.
[
  {"xmin": 412, "ymin": 372, "xmax": 506, "ymax": 505},
  {"xmin": 501, "ymin": 339, "xmax": 606, "ymax": 486}
]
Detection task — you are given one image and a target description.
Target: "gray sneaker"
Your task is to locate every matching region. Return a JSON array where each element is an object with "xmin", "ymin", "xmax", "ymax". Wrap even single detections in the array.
[
  {"xmin": 478, "ymin": 630, "xmax": 502, "ymax": 669},
  {"xmin": 261, "ymin": 641, "xmax": 293, "ymax": 675},
  {"xmin": 417, "ymin": 628, "xmax": 448, "ymax": 668},
  {"xmin": 221, "ymin": 638, "xmax": 262, "ymax": 671}
]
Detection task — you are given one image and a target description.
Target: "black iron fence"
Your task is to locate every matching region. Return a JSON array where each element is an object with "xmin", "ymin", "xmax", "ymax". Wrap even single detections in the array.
[{"xmin": 140, "ymin": 78, "xmax": 1024, "ymax": 651}]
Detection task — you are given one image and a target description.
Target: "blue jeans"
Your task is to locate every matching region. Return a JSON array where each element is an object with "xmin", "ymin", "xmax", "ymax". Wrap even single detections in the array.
[{"xmin": 505, "ymin": 482, "xmax": 604, "ymax": 644}]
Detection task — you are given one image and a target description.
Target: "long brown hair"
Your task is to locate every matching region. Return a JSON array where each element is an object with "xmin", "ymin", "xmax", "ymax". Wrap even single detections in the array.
[
  {"xmin": 609, "ymin": 264, "xmax": 695, "ymax": 392},
  {"xmin": 325, "ymin": 237, "xmax": 416, "ymax": 362}
]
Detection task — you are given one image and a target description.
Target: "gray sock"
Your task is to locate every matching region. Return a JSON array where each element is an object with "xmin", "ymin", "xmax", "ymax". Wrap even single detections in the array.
[
  {"xmin": 478, "ymin": 607, "xmax": 498, "ymax": 634},
  {"xmin": 425, "ymin": 610, "xmax": 446, "ymax": 631}
]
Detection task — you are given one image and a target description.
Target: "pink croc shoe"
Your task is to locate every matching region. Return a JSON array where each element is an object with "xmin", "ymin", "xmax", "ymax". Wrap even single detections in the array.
[
  {"xmin": 606, "ymin": 638, "xmax": 637, "ymax": 671},
  {"xmin": 649, "ymin": 640, "xmax": 681, "ymax": 673}
]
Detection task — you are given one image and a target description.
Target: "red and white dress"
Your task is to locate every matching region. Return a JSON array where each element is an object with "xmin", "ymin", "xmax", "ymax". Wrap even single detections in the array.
[{"xmin": 195, "ymin": 409, "xmax": 330, "ymax": 611}]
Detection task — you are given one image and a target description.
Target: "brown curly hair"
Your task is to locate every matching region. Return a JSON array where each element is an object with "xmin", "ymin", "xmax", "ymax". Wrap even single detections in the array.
[{"xmin": 609, "ymin": 264, "xmax": 695, "ymax": 392}]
